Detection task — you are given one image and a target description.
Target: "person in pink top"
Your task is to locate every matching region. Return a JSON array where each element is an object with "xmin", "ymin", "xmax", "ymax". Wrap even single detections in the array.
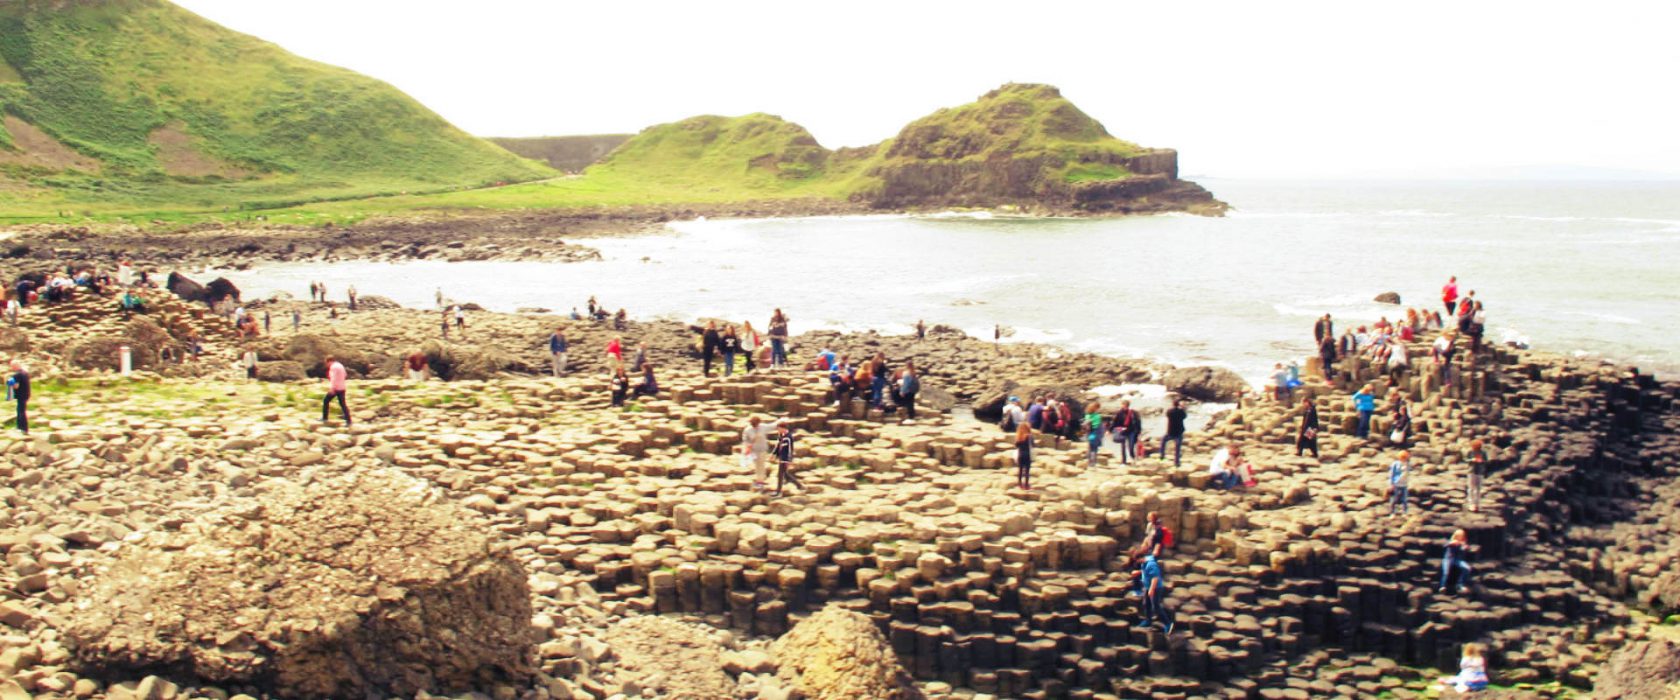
[
  {"xmin": 322, "ymin": 355, "xmax": 351, "ymax": 426},
  {"xmin": 1442, "ymin": 276, "xmax": 1459, "ymax": 316},
  {"xmin": 605, "ymin": 336, "xmax": 624, "ymax": 373}
]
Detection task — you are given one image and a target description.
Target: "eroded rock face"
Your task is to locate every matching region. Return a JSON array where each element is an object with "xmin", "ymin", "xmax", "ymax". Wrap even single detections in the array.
[
  {"xmin": 1162, "ymin": 365, "xmax": 1249, "ymax": 403},
  {"xmin": 773, "ymin": 605, "xmax": 918, "ymax": 700},
  {"xmin": 64, "ymin": 469, "xmax": 535, "ymax": 699},
  {"xmin": 1593, "ymin": 638, "xmax": 1680, "ymax": 700}
]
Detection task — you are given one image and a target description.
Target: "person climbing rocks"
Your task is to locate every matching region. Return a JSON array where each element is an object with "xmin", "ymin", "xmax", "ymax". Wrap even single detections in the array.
[
  {"xmin": 321, "ymin": 355, "xmax": 350, "ymax": 427},
  {"xmin": 1161, "ymin": 399, "xmax": 1187, "ymax": 467},
  {"xmin": 1439, "ymin": 528, "xmax": 1473, "ymax": 594},
  {"xmin": 1388, "ymin": 450, "xmax": 1411, "ymax": 516},
  {"xmin": 1136, "ymin": 553, "xmax": 1176, "ymax": 634},
  {"xmin": 1296, "ymin": 396, "xmax": 1320, "ymax": 458}
]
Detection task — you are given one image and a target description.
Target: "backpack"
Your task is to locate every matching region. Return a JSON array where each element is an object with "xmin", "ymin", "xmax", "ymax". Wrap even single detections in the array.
[
  {"xmin": 1160, "ymin": 526, "xmax": 1175, "ymax": 549},
  {"xmin": 901, "ymin": 374, "xmax": 919, "ymax": 396}
]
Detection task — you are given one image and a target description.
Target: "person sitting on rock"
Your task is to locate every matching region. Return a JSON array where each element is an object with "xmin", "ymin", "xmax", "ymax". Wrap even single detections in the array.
[
  {"xmin": 405, "ymin": 350, "xmax": 428, "ymax": 382},
  {"xmin": 1389, "ymin": 399, "xmax": 1413, "ymax": 445},
  {"xmin": 829, "ymin": 355, "xmax": 855, "ymax": 409},
  {"xmin": 1439, "ymin": 529, "xmax": 1474, "ymax": 595},
  {"xmin": 118, "ymin": 290, "xmax": 146, "ymax": 316},
  {"xmin": 614, "ymin": 308, "xmax": 627, "ymax": 331},
  {"xmin": 633, "ymin": 363, "xmax": 659, "ymax": 397},
  {"xmin": 609, "ymin": 366, "xmax": 630, "ymax": 408},
  {"xmin": 1208, "ymin": 444, "xmax": 1246, "ymax": 490},
  {"xmin": 1437, "ymin": 642, "xmax": 1490, "ymax": 694}
]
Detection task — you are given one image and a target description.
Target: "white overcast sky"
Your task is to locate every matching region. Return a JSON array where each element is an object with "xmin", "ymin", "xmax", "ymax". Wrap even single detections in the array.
[{"xmin": 173, "ymin": 0, "xmax": 1679, "ymax": 179}]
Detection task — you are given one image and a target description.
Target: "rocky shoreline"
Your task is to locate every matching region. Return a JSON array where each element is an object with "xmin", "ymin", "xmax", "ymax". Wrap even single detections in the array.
[{"xmin": 0, "ymin": 274, "xmax": 1677, "ymax": 700}]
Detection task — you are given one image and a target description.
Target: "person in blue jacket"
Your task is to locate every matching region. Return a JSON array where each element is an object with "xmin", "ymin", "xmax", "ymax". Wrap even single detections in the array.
[
  {"xmin": 1136, "ymin": 553, "xmax": 1176, "ymax": 633},
  {"xmin": 1352, "ymin": 384, "xmax": 1377, "ymax": 438}
]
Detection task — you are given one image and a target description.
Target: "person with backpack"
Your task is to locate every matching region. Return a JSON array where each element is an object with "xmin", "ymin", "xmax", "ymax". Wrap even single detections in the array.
[
  {"xmin": 1026, "ymin": 396, "xmax": 1046, "ymax": 431},
  {"xmin": 1136, "ymin": 553, "xmax": 1176, "ymax": 634},
  {"xmin": 897, "ymin": 361, "xmax": 920, "ymax": 421},
  {"xmin": 1000, "ymin": 396, "xmax": 1025, "ymax": 434},
  {"xmin": 1160, "ymin": 399, "xmax": 1187, "ymax": 467},
  {"xmin": 1111, "ymin": 400, "xmax": 1142, "ymax": 464}
]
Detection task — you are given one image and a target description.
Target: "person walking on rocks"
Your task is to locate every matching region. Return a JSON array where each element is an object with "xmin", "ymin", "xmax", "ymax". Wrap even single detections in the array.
[
  {"xmin": 7, "ymin": 361, "xmax": 30, "ymax": 435},
  {"xmin": 897, "ymin": 361, "xmax": 920, "ymax": 421},
  {"xmin": 435, "ymin": 287, "xmax": 444, "ymax": 310},
  {"xmin": 1352, "ymin": 384, "xmax": 1377, "ymax": 439},
  {"xmin": 772, "ymin": 420, "xmax": 802, "ymax": 496},
  {"xmin": 868, "ymin": 352, "xmax": 890, "ymax": 408},
  {"xmin": 1432, "ymin": 330, "xmax": 1458, "ymax": 388},
  {"xmin": 1136, "ymin": 552, "xmax": 1176, "ymax": 634},
  {"xmin": 321, "ymin": 356, "xmax": 350, "ymax": 427},
  {"xmin": 1296, "ymin": 397, "xmax": 1320, "ymax": 458},
  {"xmin": 291, "ymin": 309, "xmax": 300, "ymax": 332},
  {"xmin": 1442, "ymin": 276, "xmax": 1459, "ymax": 316},
  {"xmin": 916, "ymin": 319, "xmax": 926, "ymax": 340},
  {"xmin": 347, "ymin": 285, "xmax": 358, "ymax": 312},
  {"xmin": 741, "ymin": 321, "xmax": 761, "ymax": 373},
  {"xmin": 1465, "ymin": 439, "xmax": 1489, "ymax": 512},
  {"xmin": 1014, "ymin": 420, "xmax": 1034, "ymax": 489},
  {"xmin": 1111, "ymin": 400, "xmax": 1141, "ymax": 464},
  {"xmin": 768, "ymin": 310, "xmax": 789, "ymax": 369},
  {"xmin": 741, "ymin": 415, "xmax": 774, "ymax": 490},
  {"xmin": 453, "ymin": 305, "xmax": 466, "ymax": 336},
  {"xmin": 701, "ymin": 321, "xmax": 720, "ymax": 377},
  {"xmin": 242, "ymin": 345, "xmax": 258, "ymax": 381},
  {"xmin": 1161, "ymin": 399, "xmax": 1187, "ymax": 466},
  {"xmin": 1439, "ymin": 528, "xmax": 1474, "ymax": 594},
  {"xmin": 721, "ymin": 325, "xmax": 741, "ymax": 377},
  {"xmin": 606, "ymin": 336, "xmax": 625, "ymax": 374},
  {"xmin": 1084, "ymin": 408, "xmax": 1105, "ymax": 467},
  {"xmin": 1388, "ymin": 450, "xmax": 1411, "ymax": 516},
  {"xmin": 439, "ymin": 308, "xmax": 450, "ymax": 339},
  {"xmin": 548, "ymin": 327, "xmax": 568, "ymax": 377}
]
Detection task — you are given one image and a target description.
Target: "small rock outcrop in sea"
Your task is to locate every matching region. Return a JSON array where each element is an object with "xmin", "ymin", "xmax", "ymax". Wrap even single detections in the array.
[
  {"xmin": 1592, "ymin": 639, "xmax": 1680, "ymax": 699},
  {"xmin": 1374, "ymin": 291, "xmax": 1402, "ymax": 304},
  {"xmin": 1162, "ymin": 365, "xmax": 1249, "ymax": 403},
  {"xmin": 63, "ymin": 470, "xmax": 536, "ymax": 698},
  {"xmin": 773, "ymin": 605, "xmax": 920, "ymax": 700}
]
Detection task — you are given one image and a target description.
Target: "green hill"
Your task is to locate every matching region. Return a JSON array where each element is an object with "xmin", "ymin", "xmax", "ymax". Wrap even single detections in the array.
[{"xmin": 0, "ymin": 0, "xmax": 551, "ymax": 218}]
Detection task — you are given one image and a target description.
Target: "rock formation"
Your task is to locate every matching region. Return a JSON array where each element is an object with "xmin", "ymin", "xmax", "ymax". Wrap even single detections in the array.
[
  {"xmin": 774, "ymin": 605, "xmax": 918, "ymax": 700},
  {"xmin": 1162, "ymin": 365, "xmax": 1250, "ymax": 403},
  {"xmin": 1593, "ymin": 639, "xmax": 1680, "ymax": 699},
  {"xmin": 64, "ymin": 470, "xmax": 535, "ymax": 698}
]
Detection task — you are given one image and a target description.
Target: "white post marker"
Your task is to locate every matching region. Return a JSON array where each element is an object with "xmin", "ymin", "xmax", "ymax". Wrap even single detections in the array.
[{"xmin": 120, "ymin": 345, "xmax": 132, "ymax": 376}]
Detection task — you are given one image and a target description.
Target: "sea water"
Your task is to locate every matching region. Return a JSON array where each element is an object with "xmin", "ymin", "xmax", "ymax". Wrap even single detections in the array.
[{"xmin": 208, "ymin": 179, "xmax": 1680, "ymax": 383}]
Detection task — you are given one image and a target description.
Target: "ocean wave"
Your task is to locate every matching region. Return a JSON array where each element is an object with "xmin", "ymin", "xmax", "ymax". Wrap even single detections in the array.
[
  {"xmin": 1376, "ymin": 209, "xmax": 1457, "ymax": 218},
  {"xmin": 1560, "ymin": 310, "xmax": 1642, "ymax": 325}
]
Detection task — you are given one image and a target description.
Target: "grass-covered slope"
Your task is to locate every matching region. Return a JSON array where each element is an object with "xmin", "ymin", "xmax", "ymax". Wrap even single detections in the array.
[{"xmin": 0, "ymin": 0, "xmax": 551, "ymax": 218}]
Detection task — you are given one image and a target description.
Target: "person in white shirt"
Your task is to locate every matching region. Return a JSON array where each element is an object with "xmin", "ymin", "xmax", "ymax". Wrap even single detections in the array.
[{"xmin": 740, "ymin": 415, "xmax": 775, "ymax": 490}]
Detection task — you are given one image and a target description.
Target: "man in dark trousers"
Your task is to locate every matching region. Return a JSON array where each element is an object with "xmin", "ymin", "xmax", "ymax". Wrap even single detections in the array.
[
  {"xmin": 701, "ymin": 321, "xmax": 721, "ymax": 377},
  {"xmin": 1160, "ymin": 399, "xmax": 1187, "ymax": 466},
  {"xmin": 7, "ymin": 361, "xmax": 29, "ymax": 435},
  {"xmin": 1111, "ymin": 400, "xmax": 1142, "ymax": 464},
  {"xmin": 1314, "ymin": 314, "xmax": 1334, "ymax": 346},
  {"xmin": 321, "ymin": 356, "xmax": 350, "ymax": 427},
  {"xmin": 773, "ymin": 420, "xmax": 802, "ymax": 496},
  {"xmin": 897, "ymin": 361, "xmax": 921, "ymax": 421}
]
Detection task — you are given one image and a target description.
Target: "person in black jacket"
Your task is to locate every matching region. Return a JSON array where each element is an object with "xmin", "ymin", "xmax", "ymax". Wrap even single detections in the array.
[
  {"xmin": 897, "ymin": 361, "xmax": 920, "ymax": 421},
  {"xmin": 7, "ymin": 361, "xmax": 28, "ymax": 435},
  {"xmin": 1111, "ymin": 400, "xmax": 1141, "ymax": 464},
  {"xmin": 700, "ymin": 321, "xmax": 721, "ymax": 377},
  {"xmin": 721, "ymin": 326, "xmax": 741, "ymax": 377},
  {"xmin": 773, "ymin": 421, "xmax": 802, "ymax": 496},
  {"xmin": 1160, "ymin": 399, "xmax": 1187, "ymax": 466},
  {"xmin": 1296, "ymin": 396, "xmax": 1319, "ymax": 458},
  {"xmin": 1314, "ymin": 314, "xmax": 1334, "ymax": 345}
]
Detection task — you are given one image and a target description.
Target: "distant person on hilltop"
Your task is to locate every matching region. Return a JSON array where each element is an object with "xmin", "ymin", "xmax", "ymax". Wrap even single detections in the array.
[
  {"xmin": 1442, "ymin": 276, "xmax": 1459, "ymax": 316},
  {"xmin": 916, "ymin": 319, "xmax": 926, "ymax": 340},
  {"xmin": 321, "ymin": 356, "xmax": 350, "ymax": 427}
]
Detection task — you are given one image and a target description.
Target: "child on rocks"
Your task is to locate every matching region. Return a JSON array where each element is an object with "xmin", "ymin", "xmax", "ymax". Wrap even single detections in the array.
[
  {"xmin": 1437, "ymin": 642, "xmax": 1490, "ymax": 694},
  {"xmin": 1389, "ymin": 450, "xmax": 1411, "ymax": 516}
]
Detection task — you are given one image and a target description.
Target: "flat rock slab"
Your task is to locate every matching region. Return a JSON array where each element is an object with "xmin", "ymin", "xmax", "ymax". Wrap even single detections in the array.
[{"xmin": 64, "ymin": 468, "xmax": 535, "ymax": 698}]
